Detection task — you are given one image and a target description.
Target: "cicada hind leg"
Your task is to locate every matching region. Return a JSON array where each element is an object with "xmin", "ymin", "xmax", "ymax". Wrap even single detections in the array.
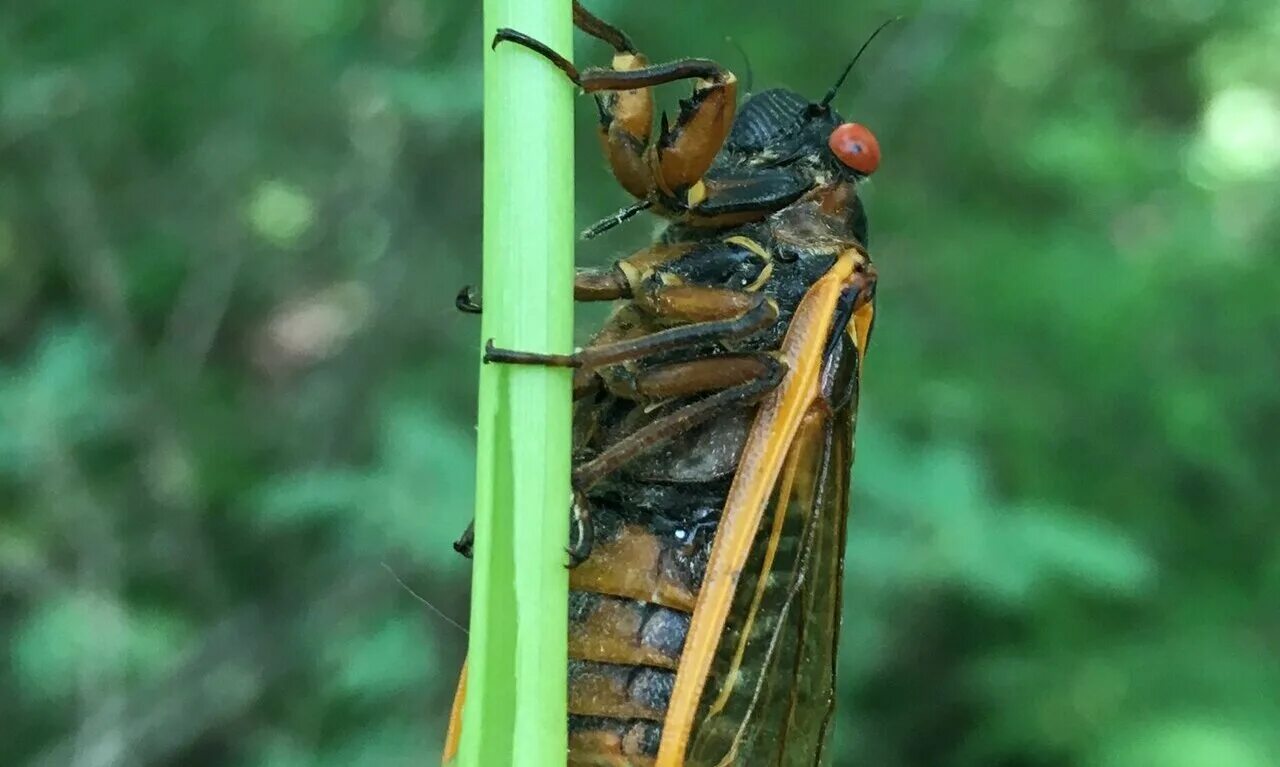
[{"xmin": 494, "ymin": 1, "xmax": 737, "ymax": 212}]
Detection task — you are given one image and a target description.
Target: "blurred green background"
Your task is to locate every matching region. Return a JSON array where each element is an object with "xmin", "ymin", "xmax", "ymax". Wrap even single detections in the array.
[{"xmin": 3, "ymin": 0, "xmax": 1279, "ymax": 765}]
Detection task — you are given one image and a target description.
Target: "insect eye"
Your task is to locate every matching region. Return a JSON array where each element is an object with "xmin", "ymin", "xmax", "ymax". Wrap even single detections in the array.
[{"xmin": 828, "ymin": 122, "xmax": 880, "ymax": 175}]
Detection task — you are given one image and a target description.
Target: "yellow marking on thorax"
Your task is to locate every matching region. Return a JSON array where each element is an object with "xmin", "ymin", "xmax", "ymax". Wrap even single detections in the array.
[{"xmin": 722, "ymin": 235, "xmax": 774, "ymax": 292}]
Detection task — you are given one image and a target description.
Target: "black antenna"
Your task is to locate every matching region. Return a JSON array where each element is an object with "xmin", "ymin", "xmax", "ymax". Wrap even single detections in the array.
[
  {"xmin": 819, "ymin": 17, "xmax": 901, "ymax": 109},
  {"xmin": 725, "ymin": 36, "xmax": 754, "ymax": 94}
]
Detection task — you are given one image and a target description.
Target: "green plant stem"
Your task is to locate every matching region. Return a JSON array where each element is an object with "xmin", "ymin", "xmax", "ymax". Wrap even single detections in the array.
[{"xmin": 458, "ymin": 1, "xmax": 574, "ymax": 766}]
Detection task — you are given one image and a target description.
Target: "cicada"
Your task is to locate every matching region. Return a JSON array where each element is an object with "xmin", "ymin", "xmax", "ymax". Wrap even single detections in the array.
[{"xmin": 447, "ymin": 4, "xmax": 886, "ymax": 765}]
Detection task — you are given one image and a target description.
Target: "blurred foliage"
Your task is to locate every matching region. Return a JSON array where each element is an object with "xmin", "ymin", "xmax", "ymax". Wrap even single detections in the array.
[{"xmin": 2, "ymin": 0, "xmax": 1279, "ymax": 765}]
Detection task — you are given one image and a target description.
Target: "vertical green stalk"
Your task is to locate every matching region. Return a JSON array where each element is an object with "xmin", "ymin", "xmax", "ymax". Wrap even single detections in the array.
[{"xmin": 458, "ymin": 1, "xmax": 573, "ymax": 767}]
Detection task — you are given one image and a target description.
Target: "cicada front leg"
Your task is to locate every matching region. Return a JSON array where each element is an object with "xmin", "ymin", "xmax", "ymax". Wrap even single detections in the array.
[{"xmin": 494, "ymin": 1, "xmax": 737, "ymax": 210}]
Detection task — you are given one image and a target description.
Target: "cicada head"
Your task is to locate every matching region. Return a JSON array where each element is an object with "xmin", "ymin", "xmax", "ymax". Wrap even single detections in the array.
[{"xmin": 698, "ymin": 21, "xmax": 896, "ymax": 244}]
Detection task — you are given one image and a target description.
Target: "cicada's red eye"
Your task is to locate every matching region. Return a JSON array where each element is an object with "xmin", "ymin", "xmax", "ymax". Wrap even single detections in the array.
[{"xmin": 828, "ymin": 122, "xmax": 880, "ymax": 175}]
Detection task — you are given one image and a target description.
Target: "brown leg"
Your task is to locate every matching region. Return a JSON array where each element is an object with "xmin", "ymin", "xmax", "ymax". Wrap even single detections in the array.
[
  {"xmin": 567, "ymin": 490, "xmax": 594, "ymax": 566},
  {"xmin": 633, "ymin": 355, "xmax": 775, "ymax": 400},
  {"xmin": 493, "ymin": 7, "xmax": 737, "ymax": 204},
  {"xmin": 572, "ymin": 353, "xmax": 785, "ymax": 489},
  {"xmin": 452, "ymin": 520, "xmax": 475, "ymax": 558},
  {"xmin": 572, "ymin": 1, "xmax": 635, "ymax": 53},
  {"xmin": 458, "ymin": 352, "xmax": 782, "ymax": 567},
  {"xmin": 455, "ymin": 285, "xmax": 482, "ymax": 314},
  {"xmin": 454, "ymin": 266, "xmax": 631, "ymax": 315},
  {"xmin": 568, "ymin": 352, "xmax": 784, "ymax": 565},
  {"xmin": 566, "ymin": 1, "xmax": 655, "ymax": 199},
  {"xmin": 485, "ymin": 286, "xmax": 776, "ymax": 369},
  {"xmin": 456, "ymin": 494, "xmax": 596, "ymax": 566},
  {"xmin": 573, "ymin": 265, "xmax": 633, "ymax": 301}
]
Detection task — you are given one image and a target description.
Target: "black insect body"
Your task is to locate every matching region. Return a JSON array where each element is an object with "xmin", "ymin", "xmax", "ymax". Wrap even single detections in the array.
[{"xmin": 447, "ymin": 5, "xmax": 889, "ymax": 766}]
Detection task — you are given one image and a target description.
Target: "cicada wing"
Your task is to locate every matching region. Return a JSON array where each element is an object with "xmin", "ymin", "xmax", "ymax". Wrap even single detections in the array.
[
  {"xmin": 683, "ymin": 394, "xmax": 855, "ymax": 767},
  {"xmin": 442, "ymin": 662, "xmax": 466, "ymax": 765},
  {"xmin": 776, "ymin": 405, "xmax": 853, "ymax": 767}
]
